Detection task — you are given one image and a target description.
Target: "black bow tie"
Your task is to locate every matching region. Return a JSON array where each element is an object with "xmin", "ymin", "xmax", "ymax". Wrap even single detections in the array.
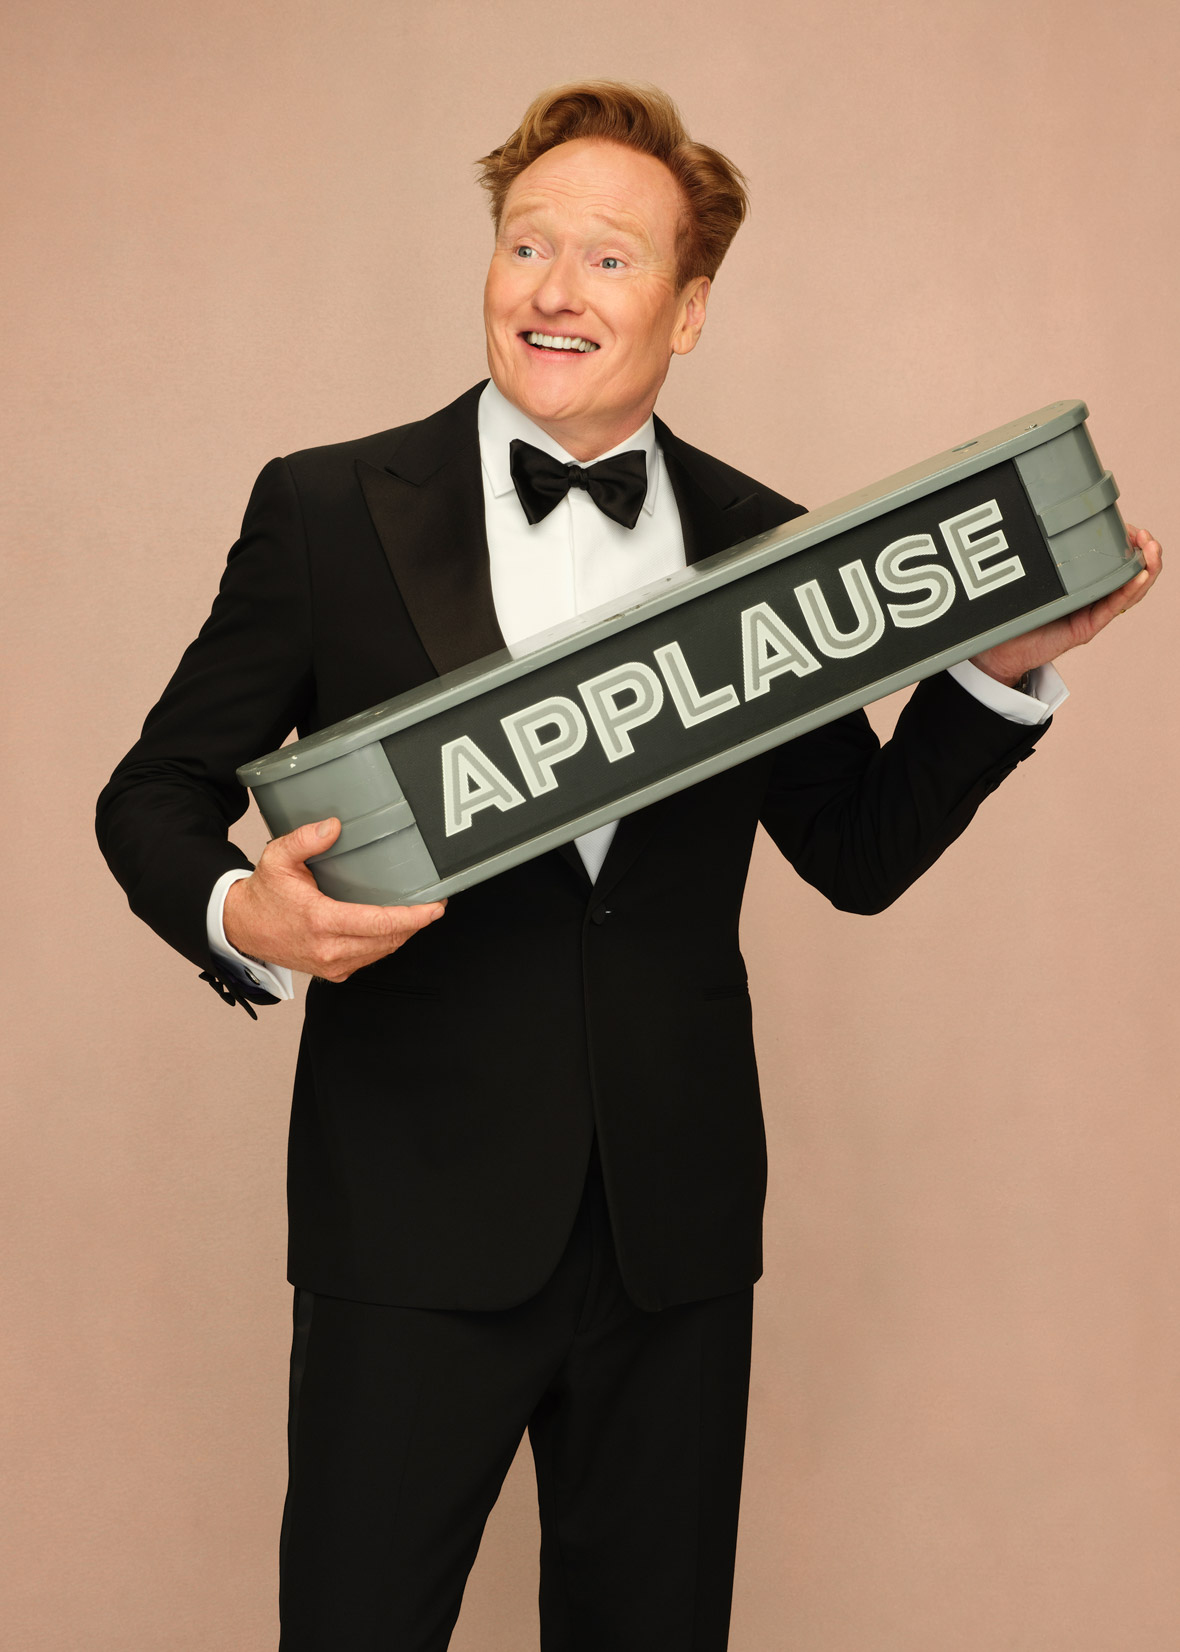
[{"xmin": 509, "ymin": 438, "xmax": 648, "ymax": 531}]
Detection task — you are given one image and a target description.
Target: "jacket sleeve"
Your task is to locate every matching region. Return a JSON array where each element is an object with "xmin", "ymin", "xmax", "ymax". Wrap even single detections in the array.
[
  {"xmin": 95, "ymin": 456, "xmax": 315, "ymax": 976},
  {"xmin": 758, "ymin": 669, "xmax": 1051, "ymax": 915}
]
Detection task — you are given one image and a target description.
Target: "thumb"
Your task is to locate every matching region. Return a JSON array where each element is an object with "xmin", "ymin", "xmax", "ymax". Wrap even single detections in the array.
[{"xmin": 272, "ymin": 816, "xmax": 341, "ymax": 868}]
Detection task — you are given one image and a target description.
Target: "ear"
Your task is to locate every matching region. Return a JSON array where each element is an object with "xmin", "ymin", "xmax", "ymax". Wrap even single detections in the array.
[{"xmin": 671, "ymin": 276, "xmax": 711, "ymax": 357}]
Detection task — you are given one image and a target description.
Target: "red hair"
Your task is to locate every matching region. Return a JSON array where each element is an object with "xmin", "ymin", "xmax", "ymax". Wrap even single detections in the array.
[{"xmin": 476, "ymin": 81, "xmax": 750, "ymax": 290}]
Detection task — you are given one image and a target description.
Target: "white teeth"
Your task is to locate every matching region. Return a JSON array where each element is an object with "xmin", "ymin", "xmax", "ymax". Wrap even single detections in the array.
[{"xmin": 526, "ymin": 332, "xmax": 598, "ymax": 351}]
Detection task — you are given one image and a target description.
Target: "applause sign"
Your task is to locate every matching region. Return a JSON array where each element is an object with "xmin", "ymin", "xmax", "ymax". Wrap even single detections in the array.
[
  {"xmin": 240, "ymin": 399, "xmax": 1135, "ymax": 906},
  {"xmin": 382, "ymin": 458, "xmax": 1063, "ymax": 879}
]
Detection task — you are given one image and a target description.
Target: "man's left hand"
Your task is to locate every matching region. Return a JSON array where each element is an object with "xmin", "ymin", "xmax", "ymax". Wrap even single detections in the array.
[{"xmin": 970, "ymin": 523, "xmax": 1163, "ymax": 688}]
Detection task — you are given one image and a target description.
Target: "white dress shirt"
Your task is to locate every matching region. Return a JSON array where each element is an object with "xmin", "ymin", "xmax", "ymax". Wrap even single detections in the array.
[{"xmin": 207, "ymin": 379, "xmax": 1068, "ymax": 1000}]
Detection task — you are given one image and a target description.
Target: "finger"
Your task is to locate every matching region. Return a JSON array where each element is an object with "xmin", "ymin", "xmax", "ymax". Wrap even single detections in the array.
[
  {"xmin": 304, "ymin": 897, "xmax": 443, "ymax": 970},
  {"xmin": 325, "ymin": 901, "xmax": 447, "ymax": 974},
  {"xmin": 1131, "ymin": 526, "xmax": 1164, "ymax": 567},
  {"xmin": 1079, "ymin": 591, "xmax": 1124, "ymax": 639},
  {"xmin": 268, "ymin": 817, "xmax": 341, "ymax": 868},
  {"xmin": 1122, "ymin": 567, "xmax": 1154, "ymax": 608},
  {"xmin": 1080, "ymin": 569, "xmax": 1144, "ymax": 632},
  {"xmin": 1094, "ymin": 568, "xmax": 1151, "ymax": 628},
  {"xmin": 1124, "ymin": 535, "xmax": 1161, "ymax": 595},
  {"xmin": 392, "ymin": 900, "xmax": 448, "ymax": 931},
  {"xmin": 324, "ymin": 898, "xmax": 447, "ymax": 939}
]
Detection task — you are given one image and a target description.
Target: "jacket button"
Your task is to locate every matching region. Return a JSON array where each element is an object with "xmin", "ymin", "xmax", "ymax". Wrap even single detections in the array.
[{"xmin": 591, "ymin": 906, "xmax": 611, "ymax": 925}]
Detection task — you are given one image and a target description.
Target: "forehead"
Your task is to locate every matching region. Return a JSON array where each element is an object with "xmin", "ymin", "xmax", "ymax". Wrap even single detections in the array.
[{"xmin": 500, "ymin": 139, "xmax": 683, "ymax": 254}]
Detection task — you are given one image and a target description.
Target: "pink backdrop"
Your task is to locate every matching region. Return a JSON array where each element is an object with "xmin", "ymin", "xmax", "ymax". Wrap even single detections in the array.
[{"xmin": 4, "ymin": 1, "xmax": 1177, "ymax": 1647}]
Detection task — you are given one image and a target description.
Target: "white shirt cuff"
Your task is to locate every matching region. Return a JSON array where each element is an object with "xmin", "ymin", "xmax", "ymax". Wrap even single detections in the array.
[
  {"xmin": 206, "ymin": 867, "xmax": 294, "ymax": 1001},
  {"xmin": 946, "ymin": 659, "xmax": 1069, "ymax": 727}
]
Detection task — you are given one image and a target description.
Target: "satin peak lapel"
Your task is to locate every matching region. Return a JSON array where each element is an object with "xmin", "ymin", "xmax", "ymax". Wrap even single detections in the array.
[
  {"xmin": 655, "ymin": 417, "xmax": 774, "ymax": 569},
  {"xmin": 356, "ymin": 381, "xmax": 507, "ymax": 678}
]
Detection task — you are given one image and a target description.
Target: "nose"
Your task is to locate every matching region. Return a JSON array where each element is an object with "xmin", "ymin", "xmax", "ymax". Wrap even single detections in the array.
[{"xmin": 530, "ymin": 248, "xmax": 585, "ymax": 320}]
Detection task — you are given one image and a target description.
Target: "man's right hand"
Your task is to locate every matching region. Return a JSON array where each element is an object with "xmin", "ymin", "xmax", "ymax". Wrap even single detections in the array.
[{"xmin": 222, "ymin": 817, "xmax": 446, "ymax": 982}]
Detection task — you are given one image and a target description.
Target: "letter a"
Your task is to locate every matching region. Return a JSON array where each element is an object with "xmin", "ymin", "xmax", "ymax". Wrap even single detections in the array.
[
  {"xmin": 741, "ymin": 602, "xmax": 821, "ymax": 699},
  {"xmin": 441, "ymin": 736, "xmax": 525, "ymax": 836}
]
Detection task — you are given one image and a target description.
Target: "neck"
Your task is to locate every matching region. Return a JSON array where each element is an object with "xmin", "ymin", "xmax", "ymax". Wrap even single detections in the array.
[{"xmin": 499, "ymin": 393, "xmax": 656, "ymax": 463}]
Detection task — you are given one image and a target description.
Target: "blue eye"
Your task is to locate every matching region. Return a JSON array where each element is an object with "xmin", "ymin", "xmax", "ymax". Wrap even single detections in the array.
[
  {"xmin": 601, "ymin": 257, "xmax": 622, "ymax": 270},
  {"xmin": 514, "ymin": 245, "xmax": 537, "ymax": 258}
]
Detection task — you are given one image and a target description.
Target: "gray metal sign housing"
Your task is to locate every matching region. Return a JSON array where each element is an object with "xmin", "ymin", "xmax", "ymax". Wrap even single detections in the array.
[{"xmin": 237, "ymin": 400, "xmax": 1139, "ymax": 905}]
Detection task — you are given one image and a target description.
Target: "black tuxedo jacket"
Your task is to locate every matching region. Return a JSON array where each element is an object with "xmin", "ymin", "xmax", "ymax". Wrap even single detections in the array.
[{"xmin": 96, "ymin": 380, "xmax": 1049, "ymax": 1312}]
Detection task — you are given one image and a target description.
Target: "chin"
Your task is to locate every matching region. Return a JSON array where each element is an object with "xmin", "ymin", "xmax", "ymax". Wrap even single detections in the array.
[
  {"xmin": 508, "ymin": 378, "xmax": 584, "ymax": 426},
  {"xmin": 521, "ymin": 385, "xmax": 584, "ymax": 420}
]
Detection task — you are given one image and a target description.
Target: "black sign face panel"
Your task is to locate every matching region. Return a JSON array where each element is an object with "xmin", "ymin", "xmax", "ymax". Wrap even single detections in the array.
[{"xmin": 383, "ymin": 460, "xmax": 1062, "ymax": 878}]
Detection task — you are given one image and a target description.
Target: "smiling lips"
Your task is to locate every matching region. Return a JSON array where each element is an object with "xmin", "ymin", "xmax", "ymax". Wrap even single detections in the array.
[{"xmin": 522, "ymin": 331, "xmax": 600, "ymax": 353}]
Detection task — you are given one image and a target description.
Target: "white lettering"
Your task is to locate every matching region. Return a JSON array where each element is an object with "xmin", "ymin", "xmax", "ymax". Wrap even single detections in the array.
[
  {"xmin": 654, "ymin": 641, "xmax": 740, "ymax": 728},
  {"xmin": 875, "ymin": 533, "xmax": 957, "ymax": 628},
  {"xmin": 794, "ymin": 559, "xmax": 886, "ymax": 657},
  {"xmin": 940, "ymin": 499, "xmax": 1024, "ymax": 598},
  {"xmin": 740, "ymin": 602, "xmax": 822, "ymax": 700},
  {"xmin": 441, "ymin": 736, "xmax": 525, "ymax": 835},
  {"xmin": 578, "ymin": 662, "xmax": 665, "ymax": 762},
  {"xmin": 501, "ymin": 696, "xmax": 588, "ymax": 797}
]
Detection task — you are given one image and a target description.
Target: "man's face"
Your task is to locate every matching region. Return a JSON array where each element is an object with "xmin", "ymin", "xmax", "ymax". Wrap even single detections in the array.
[{"xmin": 483, "ymin": 138, "xmax": 709, "ymax": 460}]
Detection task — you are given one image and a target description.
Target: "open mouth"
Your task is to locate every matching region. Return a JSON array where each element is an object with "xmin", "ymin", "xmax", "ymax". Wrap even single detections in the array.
[{"xmin": 521, "ymin": 331, "xmax": 600, "ymax": 354}]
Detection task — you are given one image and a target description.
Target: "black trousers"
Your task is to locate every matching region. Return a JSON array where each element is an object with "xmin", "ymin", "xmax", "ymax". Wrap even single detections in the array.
[{"xmin": 278, "ymin": 1137, "xmax": 755, "ymax": 1650}]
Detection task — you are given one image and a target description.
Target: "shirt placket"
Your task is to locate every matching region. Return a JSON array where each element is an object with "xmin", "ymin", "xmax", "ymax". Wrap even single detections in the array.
[{"xmin": 570, "ymin": 486, "xmax": 596, "ymax": 618}]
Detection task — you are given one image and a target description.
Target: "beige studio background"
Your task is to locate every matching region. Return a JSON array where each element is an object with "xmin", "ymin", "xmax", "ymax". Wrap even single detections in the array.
[{"xmin": 3, "ymin": 0, "xmax": 1178, "ymax": 1647}]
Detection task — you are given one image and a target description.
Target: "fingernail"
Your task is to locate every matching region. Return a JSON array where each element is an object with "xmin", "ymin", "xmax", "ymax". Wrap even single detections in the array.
[{"xmin": 316, "ymin": 821, "xmax": 332, "ymax": 839}]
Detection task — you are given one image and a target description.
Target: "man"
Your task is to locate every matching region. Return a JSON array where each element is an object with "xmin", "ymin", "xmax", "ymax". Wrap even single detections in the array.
[{"xmin": 96, "ymin": 82, "xmax": 1161, "ymax": 1651}]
